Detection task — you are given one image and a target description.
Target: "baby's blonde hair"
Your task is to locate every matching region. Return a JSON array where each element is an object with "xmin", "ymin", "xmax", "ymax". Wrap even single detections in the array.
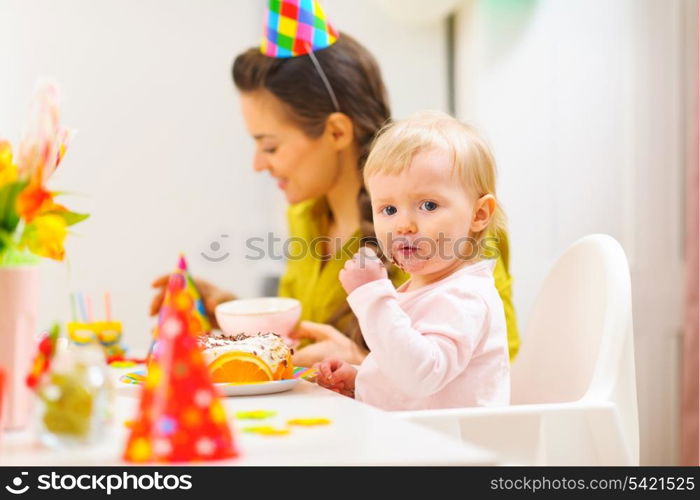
[{"xmin": 364, "ymin": 110, "xmax": 506, "ymax": 243}]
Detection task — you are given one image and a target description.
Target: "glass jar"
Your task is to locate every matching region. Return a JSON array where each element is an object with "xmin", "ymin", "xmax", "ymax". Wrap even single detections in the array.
[{"xmin": 36, "ymin": 344, "xmax": 113, "ymax": 448}]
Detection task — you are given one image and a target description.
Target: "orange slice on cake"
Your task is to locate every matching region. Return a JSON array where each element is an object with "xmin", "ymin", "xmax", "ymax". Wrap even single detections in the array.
[
  {"xmin": 208, "ymin": 352, "xmax": 274, "ymax": 383},
  {"xmin": 273, "ymin": 354, "xmax": 294, "ymax": 380}
]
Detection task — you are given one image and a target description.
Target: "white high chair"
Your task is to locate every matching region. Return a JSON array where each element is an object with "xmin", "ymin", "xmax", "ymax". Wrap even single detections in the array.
[{"xmin": 393, "ymin": 234, "xmax": 639, "ymax": 465}]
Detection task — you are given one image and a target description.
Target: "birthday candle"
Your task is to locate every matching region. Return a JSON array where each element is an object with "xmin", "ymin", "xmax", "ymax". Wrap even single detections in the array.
[
  {"xmin": 86, "ymin": 295, "xmax": 93, "ymax": 322},
  {"xmin": 77, "ymin": 292, "xmax": 87, "ymax": 322},
  {"xmin": 104, "ymin": 292, "xmax": 112, "ymax": 321},
  {"xmin": 70, "ymin": 293, "xmax": 78, "ymax": 322}
]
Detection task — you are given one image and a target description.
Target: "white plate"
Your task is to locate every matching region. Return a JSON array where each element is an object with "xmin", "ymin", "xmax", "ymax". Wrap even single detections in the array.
[
  {"xmin": 215, "ymin": 378, "xmax": 300, "ymax": 396},
  {"xmin": 117, "ymin": 368, "xmax": 303, "ymax": 397}
]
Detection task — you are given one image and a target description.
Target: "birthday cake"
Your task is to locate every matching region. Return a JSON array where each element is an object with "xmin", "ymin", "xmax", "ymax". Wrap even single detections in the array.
[{"xmin": 197, "ymin": 332, "xmax": 294, "ymax": 383}]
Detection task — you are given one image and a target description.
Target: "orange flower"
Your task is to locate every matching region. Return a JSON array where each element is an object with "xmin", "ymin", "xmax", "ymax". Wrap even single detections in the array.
[
  {"xmin": 1, "ymin": 82, "xmax": 87, "ymax": 263},
  {"xmin": 16, "ymin": 182, "xmax": 59, "ymax": 222},
  {"xmin": 21, "ymin": 213, "xmax": 67, "ymax": 260}
]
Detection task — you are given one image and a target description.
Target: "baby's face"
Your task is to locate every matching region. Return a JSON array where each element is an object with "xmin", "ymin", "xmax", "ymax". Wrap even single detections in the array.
[{"xmin": 367, "ymin": 147, "xmax": 476, "ymax": 277}]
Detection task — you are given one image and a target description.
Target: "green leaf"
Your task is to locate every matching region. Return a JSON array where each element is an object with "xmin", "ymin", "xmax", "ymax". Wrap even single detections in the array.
[
  {"xmin": 51, "ymin": 210, "xmax": 90, "ymax": 226},
  {"xmin": 0, "ymin": 180, "xmax": 28, "ymax": 233},
  {"xmin": 0, "ymin": 244, "xmax": 40, "ymax": 267}
]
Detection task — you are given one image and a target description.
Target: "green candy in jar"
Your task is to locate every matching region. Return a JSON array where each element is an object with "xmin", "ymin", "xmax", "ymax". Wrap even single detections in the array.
[
  {"xmin": 40, "ymin": 371, "xmax": 94, "ymax": 436},
  {"xmin": 37, "ymin": 345, "xmax": 111, "ymax": 447}
]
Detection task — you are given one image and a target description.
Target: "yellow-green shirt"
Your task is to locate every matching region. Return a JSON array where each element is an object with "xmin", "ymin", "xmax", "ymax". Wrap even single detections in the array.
[{"xmin": 278, "ymin": 196, "xmax": 520, "ymax": 360}]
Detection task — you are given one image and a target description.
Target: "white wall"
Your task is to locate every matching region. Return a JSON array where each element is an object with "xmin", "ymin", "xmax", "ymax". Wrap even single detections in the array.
[
  {"xmin": 0, "ymin": 0, "xmax": 447, "ymax": 353},
  {"xmin": 1, "ymin": 0, "xmax": 695, "ymax": 468},
  {"xmin": 455, "ymin": 0, "xmax": 696, "ymax": 465}
]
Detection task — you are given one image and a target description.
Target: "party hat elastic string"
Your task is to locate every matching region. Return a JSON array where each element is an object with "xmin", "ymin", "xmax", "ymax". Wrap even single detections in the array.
[{"xmin": 305, "ymin": 45, "xmax": 340, "ymax": 112}]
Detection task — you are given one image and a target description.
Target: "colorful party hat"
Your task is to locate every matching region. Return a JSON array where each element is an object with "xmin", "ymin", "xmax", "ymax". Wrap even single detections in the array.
[
  {"xmin": 261, "ymin": 0, "xmax": 339, "ymax": 58},
  {"xmin": 153, "ymin": 254, "xmax": 211, "ymax": 342},
  {"xmin": 124, "ymin": 269, "xmax": 237, "ymax": 463}
]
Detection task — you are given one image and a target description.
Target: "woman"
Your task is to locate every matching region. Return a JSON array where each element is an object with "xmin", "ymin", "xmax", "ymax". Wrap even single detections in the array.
[{"xmin": 151, "ymin": 30, "xmax": 519, "ymax": 366}]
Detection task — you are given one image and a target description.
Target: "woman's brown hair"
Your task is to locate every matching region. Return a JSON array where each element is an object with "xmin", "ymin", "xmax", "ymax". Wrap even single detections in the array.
[{"xmin": 232, "ymin": 33, "xmax": 391, "ymax": 349}]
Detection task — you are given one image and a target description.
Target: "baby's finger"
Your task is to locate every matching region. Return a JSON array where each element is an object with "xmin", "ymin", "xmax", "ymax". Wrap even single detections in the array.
[
  {"xmin": 315, "ymin": 365, "xmax": 332, "ymax": 384},
  {"xmin": 319, "ymin": 361, "xmax": 334, "ymax": 381},
  {"xmin": 327, "ymin": 358, "xmax": 345, "ymax": 373},
  {"xmin": 333, "ymin": 364, "xmax": 354, "ymax": 382},
  {"xmin": 359, "ymin": 246, "xmax": 379, "ymax": 260}
]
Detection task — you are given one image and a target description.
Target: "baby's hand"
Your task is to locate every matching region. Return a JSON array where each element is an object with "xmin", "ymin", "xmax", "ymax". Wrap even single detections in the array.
[
  {"xmin": 314, "ymin": 358, "xmax": 357, "ymax": 398},
  {"xmin": 339, "ymin": 246, "xmax": 388, "ymax": 295}
]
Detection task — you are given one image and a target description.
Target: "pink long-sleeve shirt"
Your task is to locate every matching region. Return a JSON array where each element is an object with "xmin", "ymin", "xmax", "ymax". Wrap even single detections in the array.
[{"xmin": 349, "ymin": 259, "xmax": 510, "ymax": 411}]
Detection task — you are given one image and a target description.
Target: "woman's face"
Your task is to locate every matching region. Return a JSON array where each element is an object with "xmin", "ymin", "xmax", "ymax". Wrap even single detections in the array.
[{"xmin": 239, "ymin": 90, "xmax": 340, "ymax": 204}]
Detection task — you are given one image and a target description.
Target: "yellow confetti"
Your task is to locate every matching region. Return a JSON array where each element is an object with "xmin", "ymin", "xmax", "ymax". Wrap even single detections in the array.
[
  {"xmin": 287, "ymin": 418, "xmax": 331, "ymax": 427},
  {"xmin": 110, "ymin": 361, "xmax": 136, "ymax": 369},
  {"xmin": 235, "ymin": 410, "xmax": 277, "ymax": 420},
  {"xmin": 243, "ymin": 426, "xmax": 290, "ymax": 436}
]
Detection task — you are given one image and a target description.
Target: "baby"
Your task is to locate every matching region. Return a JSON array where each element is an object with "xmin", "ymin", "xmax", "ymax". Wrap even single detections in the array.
[{"xmin": 315, "ymin": 111, "xmax": 510, "ymax": 410}]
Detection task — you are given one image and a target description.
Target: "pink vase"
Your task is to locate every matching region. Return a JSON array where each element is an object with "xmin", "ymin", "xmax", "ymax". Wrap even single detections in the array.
[
  {"xmin": 0, "ymin": 266, "xmax": 39, "ymax": 430},
  {"xmin": 0, "ymin": 367, "xmax": 6, "ymax": 432}
]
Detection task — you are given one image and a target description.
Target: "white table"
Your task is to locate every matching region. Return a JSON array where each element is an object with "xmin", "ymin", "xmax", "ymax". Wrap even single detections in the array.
[{"xmin": 1, "ymin": 371, "xmax": 498, "ymax": 466}]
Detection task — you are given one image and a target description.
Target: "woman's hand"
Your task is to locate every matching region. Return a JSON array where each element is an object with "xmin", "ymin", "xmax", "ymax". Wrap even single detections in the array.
[
  {"xmin": 314, "ymin": 358, "xmax": 357, "ymax": 398},
  {"xmin": 290, "ymin": 321, "xmax": 367, "ymax": 367},
  {"xmin": 339, "ymin": 246, "xmax": 388, "ymax": 295},
  {"xmin": 149, "ymin": 274, "xmax": 236, "ymax": 329}
]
